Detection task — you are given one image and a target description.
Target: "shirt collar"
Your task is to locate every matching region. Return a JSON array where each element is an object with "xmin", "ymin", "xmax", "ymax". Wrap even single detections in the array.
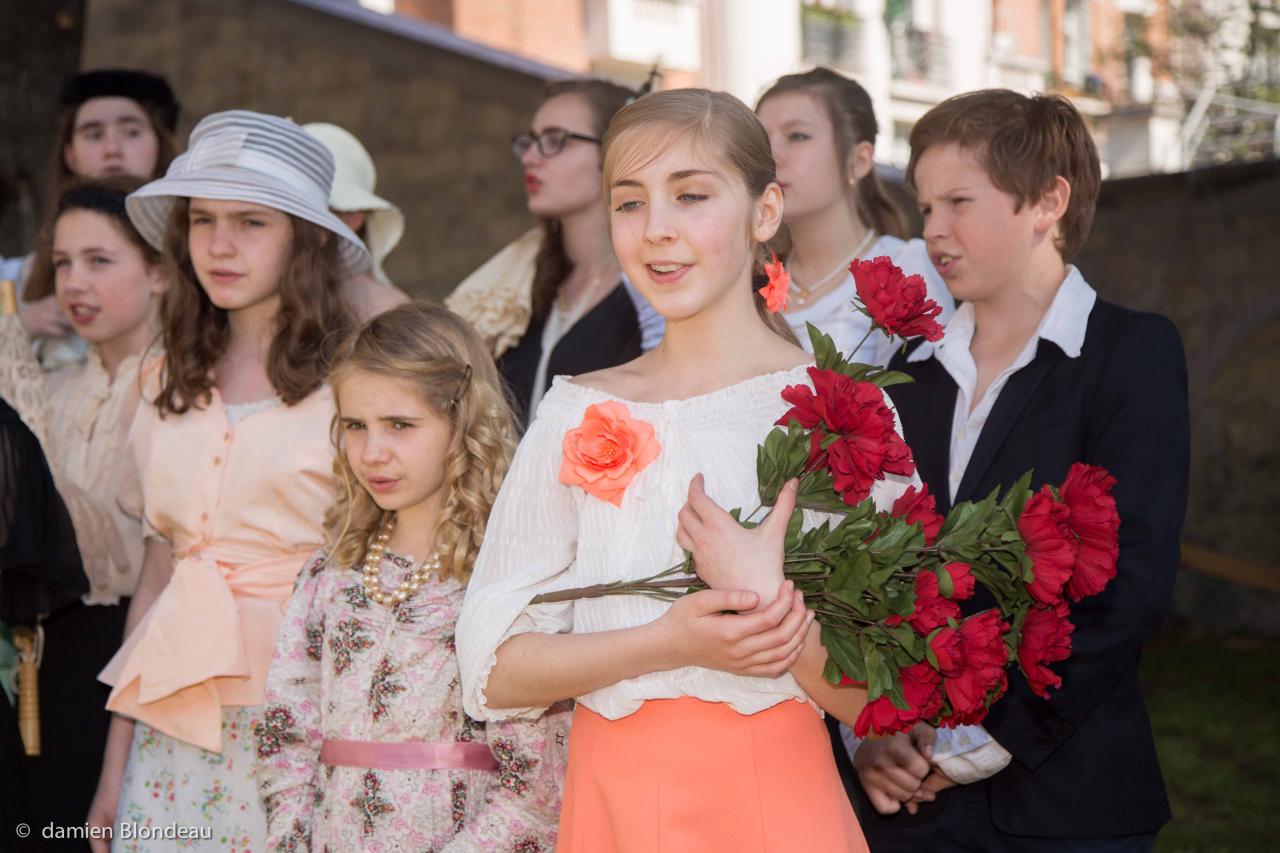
[{"xmin": 907, "ymin": 265, "xmax": 1096, "ymax": 363}]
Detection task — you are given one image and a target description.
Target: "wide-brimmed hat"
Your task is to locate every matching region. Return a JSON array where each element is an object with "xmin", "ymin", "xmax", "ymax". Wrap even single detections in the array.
[
  {"xmin": 126, "ymin": 110, "xmax": 371, "ymax": 274},
  {"xmin": 303, "ymin": 122, "xmax": 403, "ymax": 284}
]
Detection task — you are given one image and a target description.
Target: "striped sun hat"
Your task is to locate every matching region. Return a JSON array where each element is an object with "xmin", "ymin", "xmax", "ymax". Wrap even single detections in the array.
[{"xmin": 126, "ymin": 110, "xmax": 371, "ymax": 273}]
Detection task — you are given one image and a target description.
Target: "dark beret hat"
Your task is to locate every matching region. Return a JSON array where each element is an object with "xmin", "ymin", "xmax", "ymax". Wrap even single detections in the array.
[{"xmin": 60, "ymin": 68, "xmax": 180, "ymax": 133}]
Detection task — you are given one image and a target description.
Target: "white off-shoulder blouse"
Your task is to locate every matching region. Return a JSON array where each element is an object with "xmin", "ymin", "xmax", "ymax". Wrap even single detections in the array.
[{"xmin": 457, "ymin": 365, "xmax": 916, "ymax": 722}]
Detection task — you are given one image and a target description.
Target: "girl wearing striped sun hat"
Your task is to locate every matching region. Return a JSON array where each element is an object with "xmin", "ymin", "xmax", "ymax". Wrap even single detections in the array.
[{"xmin": 87, "ymin": 110, "xmax": 365, "ymax": 851}]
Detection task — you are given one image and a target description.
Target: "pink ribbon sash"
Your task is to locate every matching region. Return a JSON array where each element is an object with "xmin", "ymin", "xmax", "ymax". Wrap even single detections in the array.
[{"xmin": 319, "ymin": 740, "xmax": 499, "ymax": 771}]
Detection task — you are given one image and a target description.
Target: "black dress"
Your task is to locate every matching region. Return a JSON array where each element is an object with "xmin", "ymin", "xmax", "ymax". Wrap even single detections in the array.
[
  {"xmin": 498, "ymin": 282, "xmax": 645, "ymax": 429},
  {"xmin": 1, "ymin": 396, "xmax": 86, "ymax": 849}
]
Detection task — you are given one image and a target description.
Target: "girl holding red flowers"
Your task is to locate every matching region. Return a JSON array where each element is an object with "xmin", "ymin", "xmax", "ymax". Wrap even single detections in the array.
[
  {"xmin": 756, "ymin": 67, "xmax": 954, "ymax": 362},
  {"xmin": 457, "ymin": 88, "xmax": 919, "ymax": 852}
]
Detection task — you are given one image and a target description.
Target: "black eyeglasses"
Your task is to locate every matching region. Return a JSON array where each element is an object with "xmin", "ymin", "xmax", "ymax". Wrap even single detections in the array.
[{"xmin": 511, "ymin": 127, "xmax": 601, "ymax": 160}]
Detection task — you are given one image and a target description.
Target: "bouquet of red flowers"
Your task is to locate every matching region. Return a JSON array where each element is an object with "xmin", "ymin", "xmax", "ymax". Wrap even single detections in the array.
[{"xmin": 536, "ymin": 257, "xmax": 1119, "ymax": 736}]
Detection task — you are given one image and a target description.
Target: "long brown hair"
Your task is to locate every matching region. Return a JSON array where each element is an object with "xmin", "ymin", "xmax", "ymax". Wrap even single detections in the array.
[
  {"xmin": 602, "ymin": 88, "xmax": 797, "ymax": 344},
  {"xmin": 325, "ymin": 303, "xmax": 517, "ymax": 583},
  {"xmin": 529, "ymin": 78, "xmax": 635, "ymax": 326},
  {"xmin": 153, "ymin": 198, "xmax": 351, "ymax": 415},
  {"xmin": 25, "ymin": 100, "xmax": 178, "ymax": 303},
  {"xmin": 758, "ymin": 67, "xmax": 908, "ymax": 240}
]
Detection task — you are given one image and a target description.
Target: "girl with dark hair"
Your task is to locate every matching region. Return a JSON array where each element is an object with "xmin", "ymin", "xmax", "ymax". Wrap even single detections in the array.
[
  {"xmin": 14, "ymin": 68, "xmax": 181, "ymax": 368},
  {"xmin": 448, "ymin": 77, "xmax": 663, "ymax": 428},
  {"xmin": 13, "ymin": 176, "xmax": 168, "ymax": 834},
  {"xmin": 85, "ymin": 110, "xmax": 365, "ymax": 851},
  {"xmin": 757, "ymin": 67, "xmax": 953, "ymax": 363}
]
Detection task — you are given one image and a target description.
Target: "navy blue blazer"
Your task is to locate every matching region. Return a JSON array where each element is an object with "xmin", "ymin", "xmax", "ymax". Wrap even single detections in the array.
[{"xmin": 860, "ymin": 298, "xmax": 1190, "ymax": 839}]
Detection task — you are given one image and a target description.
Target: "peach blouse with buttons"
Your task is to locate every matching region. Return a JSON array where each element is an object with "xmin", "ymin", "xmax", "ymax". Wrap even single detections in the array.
[{"xmin": 100, "ymin": 364, "xmax": 336, "ymax": 753}]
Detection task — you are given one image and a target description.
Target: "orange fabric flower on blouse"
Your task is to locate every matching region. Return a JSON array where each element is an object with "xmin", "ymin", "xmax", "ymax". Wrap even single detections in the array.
[
  {"xmin": 759, "ymin": 251, "xmax": 790, "ymax": 314},
  {"xmin": 560, "ymin": 401, "xmax": 660, "ymax": 507}
]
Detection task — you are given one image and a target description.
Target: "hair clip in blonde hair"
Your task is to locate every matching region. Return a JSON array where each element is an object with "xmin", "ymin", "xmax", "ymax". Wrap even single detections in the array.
[{"xmin": 450, "ymin": 364, "xmax": 473, "ymax": 408}]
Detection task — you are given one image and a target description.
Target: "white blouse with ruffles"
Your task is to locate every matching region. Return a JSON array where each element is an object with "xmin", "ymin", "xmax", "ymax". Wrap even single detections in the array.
[{"xmin": 457, "ymin": 365, "xmax": 916, "ymax": 723}]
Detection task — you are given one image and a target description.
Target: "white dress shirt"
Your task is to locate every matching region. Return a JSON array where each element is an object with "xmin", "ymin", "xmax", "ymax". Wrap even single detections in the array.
[{"xmin": 896, "ymin": 265, "xmax": 1097, "ymax": 782}]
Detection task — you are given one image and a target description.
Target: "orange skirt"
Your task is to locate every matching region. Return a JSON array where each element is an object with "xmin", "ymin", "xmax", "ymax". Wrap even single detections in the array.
[{"xmin": 557, "ymin": 698, "xmax": 868, "ymax": 853}]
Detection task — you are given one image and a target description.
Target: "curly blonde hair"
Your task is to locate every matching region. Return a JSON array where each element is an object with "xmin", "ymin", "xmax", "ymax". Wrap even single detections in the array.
[{"xmin": 324, "ymin": 302, "xmax": 518, "ymax": 583}]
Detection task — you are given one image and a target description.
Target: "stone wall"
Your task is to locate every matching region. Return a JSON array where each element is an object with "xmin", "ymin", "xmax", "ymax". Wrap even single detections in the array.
[
  {"xmin": 1075, "ymin": 158, "xmax": 1280, "ymax": 631},
  {"xmin": 80, "ymin": 0, "xmax": 569, "ymax": 297}
]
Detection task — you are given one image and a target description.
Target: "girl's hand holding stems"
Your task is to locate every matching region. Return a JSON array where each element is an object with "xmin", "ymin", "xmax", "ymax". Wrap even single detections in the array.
[{"xmin": 675, "ymin": 473, "xmax": 869, "ymax": 730}]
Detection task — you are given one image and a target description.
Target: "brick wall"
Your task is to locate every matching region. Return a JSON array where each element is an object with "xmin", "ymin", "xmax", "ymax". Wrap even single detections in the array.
[
  {"xmin": 1076, "ymin": 158, "xmax": 1280, "ymax": 630},
  {"xmin": 79, "ymin": 0, "xmax": 567, "ymax": 298},
  {"xmin": 452, "ymin": 0, "xmax": 589, "ymax": 72}
]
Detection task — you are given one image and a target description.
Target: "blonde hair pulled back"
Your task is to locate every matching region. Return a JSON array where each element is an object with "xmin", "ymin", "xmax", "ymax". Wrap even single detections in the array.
[{"xmin": 601, "ymin": 88, "xmax": 796, "ymax": 344}]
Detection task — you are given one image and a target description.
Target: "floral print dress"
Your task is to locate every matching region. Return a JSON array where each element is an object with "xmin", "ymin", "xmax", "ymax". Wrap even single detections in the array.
[{"xmin": 257, "ymin": 551, "xmax": 569, "ymax": 852}]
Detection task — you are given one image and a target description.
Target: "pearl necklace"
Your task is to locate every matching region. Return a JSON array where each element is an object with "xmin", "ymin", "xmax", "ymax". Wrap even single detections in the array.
[
  {"xmin": 789, "ymin": 230, "xmax": 878, "ymax": 307},
  {"xmin": 361, "ymin": 516, "xmax": 441, "ymax": 607}
]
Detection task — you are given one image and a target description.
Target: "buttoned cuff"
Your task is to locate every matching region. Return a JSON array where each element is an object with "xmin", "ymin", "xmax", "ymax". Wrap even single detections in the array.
[{"xmin": 931, "ymin": 724, "xmax": 1012, "ymax": 784}]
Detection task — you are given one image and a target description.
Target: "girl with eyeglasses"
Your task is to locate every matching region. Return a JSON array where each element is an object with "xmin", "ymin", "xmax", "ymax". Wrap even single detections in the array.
[{"xmin": 448, "ymin": 79, "xmax": 663, "ymax": 429}]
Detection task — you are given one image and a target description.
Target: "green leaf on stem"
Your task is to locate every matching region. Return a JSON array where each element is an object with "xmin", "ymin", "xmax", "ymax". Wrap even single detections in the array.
[
  {"xmin": 936, "ymin": 564, "xmax": 955, "ymax": 598},
  {"xmin": 866, "ymin": 369, "xmax": 916, "ymax": 389},
  {"xmin": 882, "ymin": 576, "xmax": 915, "ymax": 617},
  {"xmin": 821, "ymin": 624, "xmax": 866, "ymax": 685},
  {"xmin": 809, "ymin": 323, "xmax": 842, "ymax": 371},
  {"xmin": 1001, "ymin": 471, "xmax": 1035, "ymax": 522},
  {"xmin": 885, "ymin": 623, "xmax": 925, "ymax": 660}
]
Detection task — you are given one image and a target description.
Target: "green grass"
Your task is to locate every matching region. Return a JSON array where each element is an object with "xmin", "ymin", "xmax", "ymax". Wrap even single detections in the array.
[{"xmin": 1143, "ymin": 622, "xmax": 1280, "ymax": 852}]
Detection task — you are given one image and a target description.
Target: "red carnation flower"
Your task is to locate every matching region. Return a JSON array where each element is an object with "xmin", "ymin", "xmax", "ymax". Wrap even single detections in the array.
[
  {"xmin": 1018, "ymin": 601, "xmax": 1075, "ymax": 698},
  {"xmin": 851, "ymin": 255, "xmax": 945, "ymax": 342},
  {"xmin": 1018, "ymin": 486, "xmax": 1078, "ymax": 605},
  {"xmin": 938, "ymin": 611, "xmax": 1010, "ymax": 725},
  {"xmin": 1059, "ymin": 463, "xmax": 1120, "ymax": 602},
  {"xmin": 886, "ymin": 569, "xmax": 959, "ymax": 633},
  {"xmin": 891, "ymin": 484, "xmax": 944, "ymax": 544},
  {"xmin": 779, "ymin": 368, "xmax": 915, "ymax": 505},
  {"xmin": 942, "ymin": 562, "xmax": 976, "ymax": 601},
  {"xmin": 853, "ymin": 660, "xmax": 943, "ymax": 737}
]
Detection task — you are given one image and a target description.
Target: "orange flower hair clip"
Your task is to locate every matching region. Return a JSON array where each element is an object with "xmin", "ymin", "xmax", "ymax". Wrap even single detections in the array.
[{"xmin": 759, "ymin": 251, "xmax": 790, "ymax": 314}]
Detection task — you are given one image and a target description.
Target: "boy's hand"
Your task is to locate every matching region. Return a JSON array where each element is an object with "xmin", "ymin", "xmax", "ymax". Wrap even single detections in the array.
[
  {"xmin": 854, "ymin": 724, "xmax": 936, "ymax": 814},
  {"xmin": 676, "ymin": 475, "xmax": 797, "ymax": 608},
  {"xmin": 910, "ymin": 767, "xmax": 958, "ymax": 804}
]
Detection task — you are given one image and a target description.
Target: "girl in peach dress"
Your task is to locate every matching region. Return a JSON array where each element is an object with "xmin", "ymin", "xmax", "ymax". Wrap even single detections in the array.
[
  {"xmin": 87, "ymin": 110, "xmax": 369, "ymax": 852},
  {"xmin": 457, "ymin": 89, "xmax": 915, "ymax": 852},
  {"xmin": 257, "ymin": 303, "xmax": 568, "ymax": 851}
]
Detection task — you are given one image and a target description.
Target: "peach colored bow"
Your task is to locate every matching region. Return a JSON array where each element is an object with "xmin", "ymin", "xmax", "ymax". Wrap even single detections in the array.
[{"xmin": 100, "ymin": 545, "xmax": 308, "ymax": 753}]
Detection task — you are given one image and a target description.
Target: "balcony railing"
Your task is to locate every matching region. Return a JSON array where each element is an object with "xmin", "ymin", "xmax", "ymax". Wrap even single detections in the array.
[
  {"xmin": 801, "ymin": 4, "xmax": 862, "ymax": 73},
  {"xmin": 890, "ymin": 24, "xmax": 949, "ymax": 88}
]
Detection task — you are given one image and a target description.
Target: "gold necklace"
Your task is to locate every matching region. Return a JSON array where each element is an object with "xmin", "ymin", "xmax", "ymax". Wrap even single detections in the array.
[
  {"xmin": 790, "ymin": 230, "xmax": 878, "ymax": 307},
  {"xmin": 360, "ymin": 515, "xmax": 441, "ymax": 607}
]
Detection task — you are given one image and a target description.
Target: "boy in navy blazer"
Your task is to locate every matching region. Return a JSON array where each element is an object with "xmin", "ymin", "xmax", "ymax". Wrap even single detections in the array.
[{"xmin": 849, "ymin": 90, "xmax": 1190, "ymax": 851}]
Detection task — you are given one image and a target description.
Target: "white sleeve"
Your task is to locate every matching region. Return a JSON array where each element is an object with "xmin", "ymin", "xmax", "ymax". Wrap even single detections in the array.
[
  {"xmin": 931, "ymin": 724, "xmax": 1013, "ymax": 784},
  {"xmin": 456, "ymin": 406, "xmax": 580, "ymax": 722}
]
